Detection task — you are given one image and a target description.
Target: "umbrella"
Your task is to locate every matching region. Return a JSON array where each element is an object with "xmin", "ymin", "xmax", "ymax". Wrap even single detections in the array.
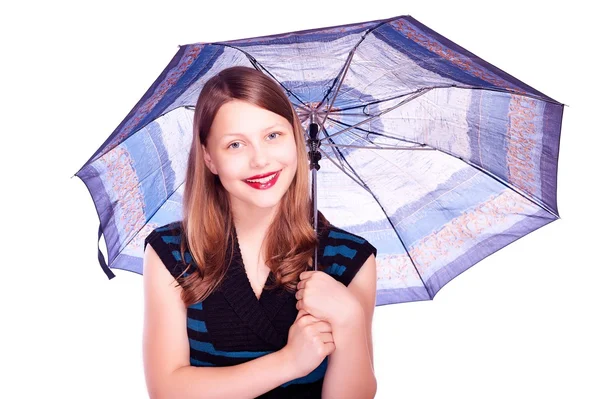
[{"xmin": 73, "ymin": 14, "xmax": 563, "ymax": 306}]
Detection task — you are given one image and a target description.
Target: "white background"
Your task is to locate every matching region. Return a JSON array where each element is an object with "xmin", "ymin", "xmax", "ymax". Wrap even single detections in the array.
[{"xmin": 1, "ymin": 0, "xmax": 598, "ymax": 398}]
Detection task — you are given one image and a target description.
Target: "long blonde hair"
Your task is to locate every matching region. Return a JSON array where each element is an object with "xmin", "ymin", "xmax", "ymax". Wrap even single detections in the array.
[{"xmin": 175, "ymin": 66, "xmax": 330, "ymax": 307}]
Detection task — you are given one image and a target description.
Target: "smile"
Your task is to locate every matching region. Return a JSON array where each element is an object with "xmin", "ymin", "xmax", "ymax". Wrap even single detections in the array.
[{"xmin": 243, "ymin": 170, "xmax": 281, "ymax": 190}]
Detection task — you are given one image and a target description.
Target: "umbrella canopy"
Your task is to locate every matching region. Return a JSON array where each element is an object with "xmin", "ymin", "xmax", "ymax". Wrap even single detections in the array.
[{"xmin": 73, "ymin": 14, "xmax": 563, "ymax": 306}]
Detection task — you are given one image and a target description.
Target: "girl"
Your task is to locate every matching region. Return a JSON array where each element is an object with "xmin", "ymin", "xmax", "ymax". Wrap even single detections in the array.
[{"xmin": 143, "ymin": 66, "xmax": 378, "ymax": 398}]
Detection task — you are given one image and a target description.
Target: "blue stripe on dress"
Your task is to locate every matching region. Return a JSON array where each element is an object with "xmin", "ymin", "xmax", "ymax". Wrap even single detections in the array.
[
  {"xmin": 328, "ymin": 230, "xmax": 365, "ymax": 244},
  {"xmin": 162, "ymin": 235, "xmax": 181, "ymax": 244},
  {"xmin": 187, "ymin": 318, "xmax": 208, "ymax": 333},
  {"xmin": 282, "ymin": 358, "xmax": 328, "ymax": 387},
  {"xmin": 189, "ymin": 338, "xmax": 273, "ymax": 358},
  {"xmin": 324, "ymin": 245, "xmax": 357, "ymax": 259},
  {"xmin": 324, "ymin": 263, "xmax": 347, "ymax": 276},
  {"xmin": 190, "ymin": 357, "xmax": 215, "ymax": 367},
  {"xmin": 171, "ymin": 250, "xmax": 192, "ymax": 263}
]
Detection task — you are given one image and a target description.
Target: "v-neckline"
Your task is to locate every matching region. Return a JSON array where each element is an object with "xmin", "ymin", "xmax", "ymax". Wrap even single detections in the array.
[
  {"xmin": 218, "ymin": 218, "xmax": 331, "ymax": 349},
  {"xmin": 231, "ymin": 223, "xmax": 275, "ymax": 302},
  {"xmin": 218, "ymin": 224, "xmax": 289, "ymax": 348}
]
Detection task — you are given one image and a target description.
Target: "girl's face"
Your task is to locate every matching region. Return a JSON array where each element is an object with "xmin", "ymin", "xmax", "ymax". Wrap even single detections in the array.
[{"xmin": 202, "ymin": 99, "xmax": 298, "ymax": 216}]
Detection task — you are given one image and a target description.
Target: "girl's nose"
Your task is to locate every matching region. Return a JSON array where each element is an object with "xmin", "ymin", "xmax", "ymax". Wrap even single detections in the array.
[{"xmin": 250, "ymin": 146, "xmax": 269, "ymax": 169}]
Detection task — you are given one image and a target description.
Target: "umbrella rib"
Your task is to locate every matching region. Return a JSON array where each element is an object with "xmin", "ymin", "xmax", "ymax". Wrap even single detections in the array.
[
  {"xmin": 317, "ymin": 49, "xmax": 354, "ymax": 122},
  {"xmin": 325, "ymin": 115, "xmax": 431, "ymax": 148},
  {"xmin": 431, "ymin": 146, "xmax": 560, "ymax": 219},
  {"xmin": 319, "ymin": 124, "xmax": 367, "ymax": 184},
  {"xmin": 318, "ymin": 146, "xmax": 430, "ymax": 296},
  {"xmin": 332, "ymin": 84, "xmax": 564, "ymax": 114},
  {"xmin": 325, "ymin": 117, "xmax": 425, "ymax": 151},
  {"xmin": 330, "ymin": 90, "xmax": 425, "ymax": 113},
  {"xmin": 311, "ymin": 121, "xmax": 351, "ymax": 168},
  {"xmin": 316, "ymin": 17, "xmax": 400, "ymax": 113},
  {"xmin": 320, "ymin": 142, "xmax": 434, "ymax": 150},
  {"xmin": 319, "ymin": 149, "xmax": 365, "ymax": 189},
  {"xmin": 323, "ymin": 88, "xmax": 432, "ymax": 141},
  {"xmin": 209, "ymin": 42, "xmax": 310, "ymax": 108}
]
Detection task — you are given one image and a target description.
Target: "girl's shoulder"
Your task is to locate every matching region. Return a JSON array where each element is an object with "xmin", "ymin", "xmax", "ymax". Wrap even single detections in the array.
[
  {"xmin": 144, "ymin": 221, "xmax": 193, "ymax": 278},
  {"xmin": 319, "ymin": 224, "xmax": 377, "ymax": 287}
]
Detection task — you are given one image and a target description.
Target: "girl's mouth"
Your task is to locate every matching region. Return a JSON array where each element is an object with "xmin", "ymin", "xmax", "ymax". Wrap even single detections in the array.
[{"xmin": 243, "ymin": 170, "xmax": 281, "ymax": 190}]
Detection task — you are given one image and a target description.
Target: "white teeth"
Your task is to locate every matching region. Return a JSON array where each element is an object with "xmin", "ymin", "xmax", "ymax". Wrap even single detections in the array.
[{"xmin": 246, "ymin": 173, "xmax": 277, "ymax": 183}]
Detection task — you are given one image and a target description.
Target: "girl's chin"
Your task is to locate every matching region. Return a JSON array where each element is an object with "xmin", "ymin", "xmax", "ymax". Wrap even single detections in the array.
[{"xmin": 229, "ymin": 193, "xmax": 283, "ymax": 211}]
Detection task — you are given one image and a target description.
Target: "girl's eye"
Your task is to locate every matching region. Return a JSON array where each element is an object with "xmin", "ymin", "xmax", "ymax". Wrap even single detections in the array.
[{"xmin": 227, "ymin": 132, "xmax": 281, "ymax": 149}]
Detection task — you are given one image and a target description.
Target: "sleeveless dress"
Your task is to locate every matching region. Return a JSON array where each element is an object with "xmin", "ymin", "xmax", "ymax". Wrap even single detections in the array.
[{"xmin": 144, "ymin": 217, "xmax": 377, "ymax": 398}]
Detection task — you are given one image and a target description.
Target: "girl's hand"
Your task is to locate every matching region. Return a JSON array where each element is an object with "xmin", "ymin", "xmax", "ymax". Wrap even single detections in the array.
[
  {"xmin": 295, "ymin": 270, "xmax": 361, "ymax": 329},
  {"xmin": 282, "ymin": 309, "xmax": 335, "ymax": 378}
]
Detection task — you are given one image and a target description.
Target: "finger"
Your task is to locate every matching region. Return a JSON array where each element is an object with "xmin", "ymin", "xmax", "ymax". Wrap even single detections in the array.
[
  {"xmin": 295, "ymin": 288, "xmax": 303, "ymax": 300},
  {"xmin": 313, "ymin": 321, "xmax": 332, "ymax": 333},
  {"xmin": 299, "ymin": 271, "xmax": 316, "ymax": 281},
  {"xmin": 323, "ymin": 341, "xmax": 336, "ymax": 355},
  {"xmin": 320, "ymin": 332, "xmax": 334, "ymax": 344},
  {"xmin": 298, "ymin": 314, "xmax": 320, "ymax": 326},
  {"xmin": 295, "ymin": 308, "xmax": 309, "ymax": 320}
]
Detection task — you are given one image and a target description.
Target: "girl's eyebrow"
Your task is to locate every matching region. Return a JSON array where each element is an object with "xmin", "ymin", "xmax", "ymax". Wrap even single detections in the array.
[{"xmin": 222, "ymin": 123, "xmax": 287, "ymax": 139}]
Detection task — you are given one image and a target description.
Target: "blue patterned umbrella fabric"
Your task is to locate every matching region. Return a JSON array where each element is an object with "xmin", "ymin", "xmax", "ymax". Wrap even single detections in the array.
[{"xmin": 73, "ymin": 14, "xmax": 563, "ymax": 306}]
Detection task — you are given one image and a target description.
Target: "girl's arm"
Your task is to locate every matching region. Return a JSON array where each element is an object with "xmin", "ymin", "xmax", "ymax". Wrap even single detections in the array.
[
  {"xmin": 143, "ymin": 245, "xmax": 297, "ymax": 399},
  {"xmin": 322, "ymin": 254, "xmax": 378, "ymax": 399},
  {"xmin": 159, "ymin": 351, "xmax": 295, "ymax": 399}
]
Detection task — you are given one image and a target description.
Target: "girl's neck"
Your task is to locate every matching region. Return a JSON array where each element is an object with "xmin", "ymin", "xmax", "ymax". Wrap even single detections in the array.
[{"xmin": 231, "ymin": 202, "xmax": 279, "ymax": 240}]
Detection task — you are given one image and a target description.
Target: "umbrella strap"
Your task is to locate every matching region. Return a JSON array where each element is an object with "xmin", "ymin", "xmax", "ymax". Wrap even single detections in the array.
[{"xmin": 97, "ymin": 224, "xmax": 115, "ymax": 279}]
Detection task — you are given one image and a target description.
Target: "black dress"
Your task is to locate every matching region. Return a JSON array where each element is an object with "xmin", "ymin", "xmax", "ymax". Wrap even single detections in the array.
[{"xmin": 144, "ymin": 218, "xmax": 377, "ymax": 398}]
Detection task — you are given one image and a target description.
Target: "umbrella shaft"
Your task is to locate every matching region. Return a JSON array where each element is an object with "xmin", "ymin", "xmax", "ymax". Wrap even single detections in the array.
[{"xmin": 312, "ymin": 168, "xmax": 318, "ymax": 271}]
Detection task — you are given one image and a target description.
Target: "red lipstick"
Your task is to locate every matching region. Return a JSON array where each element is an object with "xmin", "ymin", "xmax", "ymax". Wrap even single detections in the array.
[
  {"xmin": 246, "ymin": 171, "xmax": 278, "ymax": 180},
  {"xmin": 243, "ymin": 170, "xmax": 281, "ymax": 190}
]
